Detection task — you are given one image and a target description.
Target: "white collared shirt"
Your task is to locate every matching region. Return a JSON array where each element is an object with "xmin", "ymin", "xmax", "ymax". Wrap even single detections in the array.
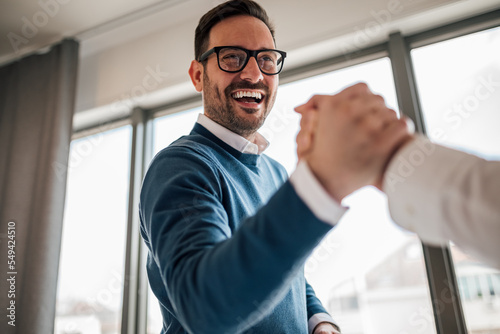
[{"xmin": 197, "ymin": 114, "xmax": 269, "ymax": 154}]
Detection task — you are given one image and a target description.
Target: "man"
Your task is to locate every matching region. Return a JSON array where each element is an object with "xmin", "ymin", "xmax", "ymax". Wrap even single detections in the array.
[
  {"xmin": 296, "ymin": 84, "xmax": 500, "ymax": 269},
  {"xmin": 139, "ymin": 1, "xmax": 409, "ymax": 333}
]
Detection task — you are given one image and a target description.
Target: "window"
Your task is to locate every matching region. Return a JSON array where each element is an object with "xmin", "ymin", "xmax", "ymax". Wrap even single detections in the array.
[
  {"xmin": 55, "ymin": 126, "xmax": 132, "ymax": 334},
  {"xmin": 412, "ymin": 26, "xmax": 500, "ymax": 333},
  {"xmin": 412, "ymin": 27, "xmax": 500, "ymax": 158},
  {"xmin": 145, "ymin": 107, "xmax": 201, "ymax": 334}
]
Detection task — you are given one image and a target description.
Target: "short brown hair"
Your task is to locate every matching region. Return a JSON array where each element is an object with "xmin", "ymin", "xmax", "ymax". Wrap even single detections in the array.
[{"xmin": 194, "ymin": 0, "xmax": 275, "ymax": 60}]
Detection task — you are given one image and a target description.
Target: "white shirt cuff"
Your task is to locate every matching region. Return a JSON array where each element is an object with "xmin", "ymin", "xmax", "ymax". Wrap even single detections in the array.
[
  {"xmin": 308, "ymin": 313, "xmax": 341, "ymax": 334},
  {"xmin": 290, "ymin": 160, "xmax": 348, "ymax": 226}
]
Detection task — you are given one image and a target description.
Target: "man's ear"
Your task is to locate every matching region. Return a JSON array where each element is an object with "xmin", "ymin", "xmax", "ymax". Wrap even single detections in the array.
[{"xmin": 189, "ymin": 60, "xmax": 204, "ymax": 92}]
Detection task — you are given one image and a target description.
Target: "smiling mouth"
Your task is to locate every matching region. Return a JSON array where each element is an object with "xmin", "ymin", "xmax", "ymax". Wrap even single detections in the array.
[{"xmin": 231, "ymin": 90, "xmax": 264, "ymax": 105}]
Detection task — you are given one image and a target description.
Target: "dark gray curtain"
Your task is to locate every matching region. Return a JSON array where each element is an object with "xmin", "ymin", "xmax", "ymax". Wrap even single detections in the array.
[{"xmin": 0, "ymin": 39, "xmax": 79, "ymax": 334}]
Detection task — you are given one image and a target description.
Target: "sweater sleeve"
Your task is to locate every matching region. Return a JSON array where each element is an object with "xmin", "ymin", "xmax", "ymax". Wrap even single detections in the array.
[
  {"xmin": 306, "ymin": 280, "xmax": 328, "ymax": 319},
  {"xmin": 140, "ymin": 147, "xmax": 333, "ymax": 334}
]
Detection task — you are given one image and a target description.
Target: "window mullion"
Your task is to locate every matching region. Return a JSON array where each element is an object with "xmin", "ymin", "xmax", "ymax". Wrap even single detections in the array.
[
  {"xmin": 138, "ymin": 111, "xmax": 155, "ymax": 333},
  {"xmin": 121, "ymin": 107, "xmax": 151, "ymax": 334},
  {"xmin": 388, "ymin": 31, "xmax": 467, "ymax": 334}
]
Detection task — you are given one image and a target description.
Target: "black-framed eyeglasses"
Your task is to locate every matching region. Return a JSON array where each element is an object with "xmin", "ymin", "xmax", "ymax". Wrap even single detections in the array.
[{"xmin": 198, "ymin": 46, "xmax": 287, "ymax": 75}]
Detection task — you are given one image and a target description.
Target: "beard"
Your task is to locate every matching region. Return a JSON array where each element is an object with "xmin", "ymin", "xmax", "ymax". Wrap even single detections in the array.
[{"xmin": 202, "ymin": 72, "xmax": 276, "ymax": 138}]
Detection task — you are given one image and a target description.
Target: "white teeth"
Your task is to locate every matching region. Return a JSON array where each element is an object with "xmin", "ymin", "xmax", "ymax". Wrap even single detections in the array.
[{"xmin": 232, "ymin": 91, "xmax": 263, "ymax": 101}]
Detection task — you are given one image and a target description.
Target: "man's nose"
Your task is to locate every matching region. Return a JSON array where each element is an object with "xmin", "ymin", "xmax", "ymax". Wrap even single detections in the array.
[{"xmin": 239, "ymin": 56, "xmax": 264, "ymax": 83}]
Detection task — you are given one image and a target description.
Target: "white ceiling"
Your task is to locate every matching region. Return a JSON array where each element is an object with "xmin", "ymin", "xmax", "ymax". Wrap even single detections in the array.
[
  {"xmin": 1, "ymin": 0, "xmax": 500, "ymax": 67},
  {"xmin": 0, "ymin": 0, "xmax": 192, "ymax": 65}
]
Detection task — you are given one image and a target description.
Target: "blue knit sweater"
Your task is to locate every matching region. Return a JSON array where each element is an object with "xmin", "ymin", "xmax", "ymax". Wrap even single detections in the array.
[{"xmin": 139, "ymin": 123, "xmax": 333, "ymax": 334}]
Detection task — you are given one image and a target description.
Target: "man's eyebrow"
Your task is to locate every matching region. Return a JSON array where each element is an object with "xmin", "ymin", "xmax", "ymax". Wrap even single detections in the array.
[{"xmin": 224, "ymin": 45, "xmax": 276, "ymax": 50}]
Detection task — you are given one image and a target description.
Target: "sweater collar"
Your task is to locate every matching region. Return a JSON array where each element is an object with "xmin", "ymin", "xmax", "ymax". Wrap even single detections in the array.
[{"xmin": 197, "ymin": 114, "xmax": 269, "ymax": 155}]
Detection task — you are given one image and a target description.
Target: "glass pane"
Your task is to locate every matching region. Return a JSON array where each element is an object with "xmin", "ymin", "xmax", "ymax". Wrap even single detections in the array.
[
  {"xmin": 55, "ymin": 126, "xmax": 132, "ymax": 334},
  {"xmin": 412, "ymin": 26, "xmax": 500, "ymax": 333},
  {"xmin": 412, "ymin": 27, "xmax": 500, "ymax": 159},
  {"xmin": 264, "ymin": 58, "xmax": 436, "ymax": 334},
  {"xmin": 153, "ymin": 107, "xmax": 202, "ymax": 156},
  {"xmin": 147, "ymin": 286, "xmax": 163, "ymax": 334},
  {"xmin": 146, "ymin": 107, "xmax": 201, "ymax": 333}
]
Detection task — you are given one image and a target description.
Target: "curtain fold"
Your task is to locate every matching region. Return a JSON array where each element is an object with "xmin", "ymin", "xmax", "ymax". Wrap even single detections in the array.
[{"xmin": 0, "ymin": 39, "xmax": 79, "ymax": 334}]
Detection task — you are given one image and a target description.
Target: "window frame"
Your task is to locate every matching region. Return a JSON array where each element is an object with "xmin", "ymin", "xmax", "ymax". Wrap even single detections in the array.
[{"xmin": 68, "ymin": 9, "xmax": 500, "ymax": 334}]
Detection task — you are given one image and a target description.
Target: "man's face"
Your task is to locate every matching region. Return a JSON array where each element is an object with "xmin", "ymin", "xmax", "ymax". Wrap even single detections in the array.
[{"xmin": 199, "ymin": 15, "xmax": 279, "ymax": 138}]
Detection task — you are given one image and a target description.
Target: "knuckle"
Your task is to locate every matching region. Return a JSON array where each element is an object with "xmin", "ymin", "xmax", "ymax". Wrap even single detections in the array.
[{"xmin": 355, "ymin": 82, "xmax": 368, "ymax": 90}]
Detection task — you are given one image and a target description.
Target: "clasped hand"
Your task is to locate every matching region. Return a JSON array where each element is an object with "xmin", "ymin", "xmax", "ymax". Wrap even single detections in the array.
[{"xmin": 295, "ymin": 83, "xmax": 413, "ymax": 202}]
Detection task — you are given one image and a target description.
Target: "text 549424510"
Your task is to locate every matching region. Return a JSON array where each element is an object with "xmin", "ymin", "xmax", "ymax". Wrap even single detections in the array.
[{"xmin": 6, "ymin": 221, "xmax": 17, "ymax": 327}]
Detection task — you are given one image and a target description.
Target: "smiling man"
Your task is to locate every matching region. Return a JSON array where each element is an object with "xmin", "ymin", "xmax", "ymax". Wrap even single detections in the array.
[
  {"xmin": 191, "ymin": 12, "xmax": 281, "ymax": 142},
  {"xmin": 139, "ymin": 1, "xmax": 344, "ymax": 333}
]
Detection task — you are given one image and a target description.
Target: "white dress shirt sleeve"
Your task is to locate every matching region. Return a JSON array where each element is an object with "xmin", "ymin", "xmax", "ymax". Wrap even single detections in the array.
[
  {"xmin": 308, "ymin": 313, "xmax": 341, "ymax": 334},
  {"xmin": 290, "ymin": 160, "xmax": 348, "ymax": 226},
  {"xmin": 383, "ymin": 135, "xmax": 500, "ymax": 268}
]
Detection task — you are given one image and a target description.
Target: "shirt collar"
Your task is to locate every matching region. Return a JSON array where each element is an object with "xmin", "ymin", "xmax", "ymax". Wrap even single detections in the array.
[{"xmin": 197, "ymin": 113, "xmax": 269, "ymax": 155}]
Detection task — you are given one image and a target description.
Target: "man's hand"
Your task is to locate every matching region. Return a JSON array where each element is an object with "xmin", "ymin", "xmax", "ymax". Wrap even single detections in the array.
[
  {"xmin": 313, "ymin": 322, "xmax": 341, "ymax": 334},
  {"xmin": 295, "ymin": 83, "xmax": 412, "ymax": 202}
]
